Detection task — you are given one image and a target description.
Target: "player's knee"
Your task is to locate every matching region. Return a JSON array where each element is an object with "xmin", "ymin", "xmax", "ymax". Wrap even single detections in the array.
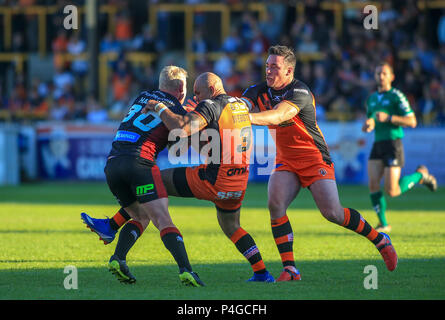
[
  {"xmin": 217, "ymin": 211, "xmax": 240, "ymax": 239},
  {"xmin": 220, "ymin": 221, "xmax": 240, "ymax": 239},
  {"xmin": 136, "ymin": 217, "xmax": 150, "ymax": 230},
  {"xmin": 384, "ymin": 186, "xmax": 400, "ymax": 198},
  {"xmin": 147, "ymin": 209, "xmax": 173, "ymax": 230},
  {"xmin": 320, "ymin": 208, "xmax": 343, "ymax": 224},
  {"xmin": 368, "ymin": 180, "xmax": 381, "ymax": 192},
  {"xmin": 268, "ymin": 198, "xmax": 286, "ymax": 217}
]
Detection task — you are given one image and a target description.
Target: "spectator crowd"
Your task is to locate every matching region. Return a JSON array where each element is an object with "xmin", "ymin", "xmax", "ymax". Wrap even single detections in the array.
[{"xmin": 1, "ymin": 0, "xmax": 445, "ymax": 125}]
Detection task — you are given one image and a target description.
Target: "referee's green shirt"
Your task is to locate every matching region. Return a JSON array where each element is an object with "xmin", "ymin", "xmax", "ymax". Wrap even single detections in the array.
[{"xmin": 365, "ymin": 88, "xmax": 414, "ymax": 142}]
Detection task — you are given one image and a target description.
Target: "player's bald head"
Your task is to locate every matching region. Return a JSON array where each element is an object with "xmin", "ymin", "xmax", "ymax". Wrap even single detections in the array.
[
  {"xmin": 193, "ymin": 72, "xmax": 225, "ymax": 102},
  {"xmin": 195, "ymin": 72, "xmax": 223, "ymax": 91}
]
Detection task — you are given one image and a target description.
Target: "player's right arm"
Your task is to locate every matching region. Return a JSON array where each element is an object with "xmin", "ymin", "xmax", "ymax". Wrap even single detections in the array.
[
  {"xmin": 375, "ymin": 90, "xmax": 417, "ymax": 128},
  {"xmin": 242, "ymin": 82, "xmax": 303, "ymax": 126},
  {"xmin": 249, "ymin": 101, "xmax": 299, "ymax": 126},
  {"xmin": 143, "ymin": 99, "xmax": 209, "ymax": 138}
]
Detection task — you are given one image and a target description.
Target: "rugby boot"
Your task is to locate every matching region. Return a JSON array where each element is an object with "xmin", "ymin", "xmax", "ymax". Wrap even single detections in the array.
[
  {"xmin": 108, "ymin": 255, "xmax": 136, "ymax": 284},
  {"xmin": 247, "ymin": 270, "xmax": 275, "ymax": 283},
  {"xmin": 416, "ymin": 165, "xmax": 437, "ymax": 192},
  {"xmin": 276, "ymin": 266, "xmax": 301, "ymax": 282},
  {"xmin": 376, "ymin": 232, "xmax": 398, "ymax": 271},
  {"xmin": 81, "ymin": 212, "xmax": 117, "ymax": 244},
  {"xmin": 179, "ymin": 268, "xmax": 205, "ymax": 287}
]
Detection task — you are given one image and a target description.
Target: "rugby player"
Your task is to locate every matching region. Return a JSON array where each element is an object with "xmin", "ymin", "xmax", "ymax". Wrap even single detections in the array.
[
  {"xmin": 143, "ymin": 72, "xmax": 274, "ymax": 282},
  {"xmin": 81, "ymin": 66, "xmax": 204, "ymax": 287},
  {"xmin": 84, "ymin": 72, "xmax": 274, "ymax": 283},
  {"xmin": 241, "ymin": 45, "xmax": 398, "ymax": 281},
  {"xmin": 362, "ymin": 62, "xmax": 437, "ymax": 233}
]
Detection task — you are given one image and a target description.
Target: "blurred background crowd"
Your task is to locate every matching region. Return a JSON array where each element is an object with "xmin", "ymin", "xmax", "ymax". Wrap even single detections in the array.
[{"xmin": 1, "ymin": 0, "xmax": 445, "ymax": 125}]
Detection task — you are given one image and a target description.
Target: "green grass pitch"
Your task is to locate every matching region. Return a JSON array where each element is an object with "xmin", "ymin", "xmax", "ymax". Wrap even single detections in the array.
[{"xmin": 0, "ymin": 182, "xmax": 444, "ymax": 300}]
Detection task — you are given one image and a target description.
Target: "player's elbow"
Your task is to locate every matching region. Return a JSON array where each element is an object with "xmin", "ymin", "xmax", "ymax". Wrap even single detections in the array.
[
  {"xmin": 275, "ymin": 111, "xmax": 294, "ymax": 125},
  {"xmin": 166, "ymin": 118, "xmax": 187, "ymax": 131},
  {"xmin": 410, "ymin": 118, "xmax": 417, "ymax": 128}
]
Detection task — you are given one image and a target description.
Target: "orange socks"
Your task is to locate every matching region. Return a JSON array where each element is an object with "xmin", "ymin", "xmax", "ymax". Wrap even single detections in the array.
[
  {"xmin": 230, "ymin": 227, "xmax": 266, "ymax": 273},
  {"xmin": 271, "ymin": 215, "xmax": 296, "ymax": 269},
  {"xmin": 342, "ymin": 208, "xmax": 383, "ymax": 245}
]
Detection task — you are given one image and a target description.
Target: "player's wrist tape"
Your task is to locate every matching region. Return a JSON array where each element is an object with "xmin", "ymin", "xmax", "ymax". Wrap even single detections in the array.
[{"xmin": 154, "ymin": 103, "xmax": 167, "ymax": 116}]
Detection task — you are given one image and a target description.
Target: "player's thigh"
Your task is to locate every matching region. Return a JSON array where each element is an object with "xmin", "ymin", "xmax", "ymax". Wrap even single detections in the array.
[
  {"xmin": 267, "ymin": 170, "xmax": 301, "ymax": 218},
  {"xmin": 161, "ymin": 168, "xmax": 181, "ymax": 196},
  {"xmin": 309, "ymin": 179, "xmax": 344, "ymax": 224},
  {"xmin": 161, "ymin": 167, "xmax": 195, "ymax": 197},
  {"xmin": 367, "ymin": 159, "xmax": 384, "ymax": 192},
  {"xmin": 130, "ymin": 164, "xmax": 167, "ymax": 202},
  {"xmin": 104, "ymin": 157, "xmax": 136, "ymax": 208},
  {"xmin": 383, "ymin": 166, "xmax": 402, "ymax": 197}
]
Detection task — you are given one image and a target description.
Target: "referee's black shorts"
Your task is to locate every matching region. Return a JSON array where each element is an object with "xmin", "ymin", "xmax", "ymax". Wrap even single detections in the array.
[
  {"xmin": 104, "ymin": 156, "xmax": 167, "ymax": 208},
  {"xmin": 369, "ymin": 139, "xmax": 405, "ymax": 167}
]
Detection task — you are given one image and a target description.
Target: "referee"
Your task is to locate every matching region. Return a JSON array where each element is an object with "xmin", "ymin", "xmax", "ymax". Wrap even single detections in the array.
[{"xmin": 362, "ymin": 62, "xmax": 437, "ymax": 233}]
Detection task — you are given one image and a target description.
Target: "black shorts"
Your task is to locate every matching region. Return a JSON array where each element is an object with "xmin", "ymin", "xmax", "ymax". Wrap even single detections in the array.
[
  {"xmin": 104, "ymin": 156, "xmax": 167, "ymax": 208},
  {"xmin": 369, "ymin": 139, "xmax": 405, "ymax": 167}
]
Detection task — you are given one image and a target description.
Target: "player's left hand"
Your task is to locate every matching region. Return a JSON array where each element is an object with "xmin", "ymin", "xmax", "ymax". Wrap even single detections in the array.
[
  {"xmin": 375, "ymin": 112, "xmax": 390, "ymax": 123},
  {"xmin": 142, "ymin": 99, "xmax": 161, "ymax": 113},
  {"xmin": 184, "ymin": 98, "xmax": 198, "ymax": 112}
]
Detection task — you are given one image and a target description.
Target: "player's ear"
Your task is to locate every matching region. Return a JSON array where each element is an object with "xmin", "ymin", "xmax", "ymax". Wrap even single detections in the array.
[
  {"xmin": 178, "ymin": 81, "xmax": 187, "ymax": 104},
  {"xmin": 286, "ymin": 66, "xmax": 293, "ymax": 76},
  {"xmin": 209, "ymin": 85, "xmax": 215, "ymax": 97}
]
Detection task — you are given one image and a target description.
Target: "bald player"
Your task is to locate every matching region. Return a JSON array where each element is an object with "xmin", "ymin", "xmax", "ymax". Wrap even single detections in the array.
[{"xmin": 143, "ymin": 72, "xmax": 275, "ymax": 283}]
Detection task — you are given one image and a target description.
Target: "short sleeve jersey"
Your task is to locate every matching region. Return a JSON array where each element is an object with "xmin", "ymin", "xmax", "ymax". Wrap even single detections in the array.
[
  {"xmin": 109, "ymin": 90, "xmax": 186, "ymax": 164},
  {"xmin": 366, "ymin": 88, "xmax": 414, "ymax": 142},
  {"xmin": 241, "ymin": 79, "xmax": 332, "ymax": 165},
  {"xmin": 191, "ymin": 94, "xmax": 252, "ymax": 184}
]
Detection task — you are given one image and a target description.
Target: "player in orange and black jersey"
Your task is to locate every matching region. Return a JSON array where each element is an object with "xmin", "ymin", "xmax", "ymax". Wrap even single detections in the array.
[
  {"xmin": 242, "ymin": 45, "xmax": 398, "ymax": 281},
  {"xmin": 242, "ymin": 77, "xmax": 332, "ymax": 175},
  {"xmin": 144, "ymin": 72, "xmax": 274, "ymax": 283},
  {"xmin": 81, "ymin": 66, "xmax": 204, "ymax": 287}
]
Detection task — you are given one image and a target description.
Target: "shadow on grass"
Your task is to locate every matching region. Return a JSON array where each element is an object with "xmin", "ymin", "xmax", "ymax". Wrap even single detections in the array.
[
  {"xmin": 0, "ymin": 182, "xmax": 444, "ymax": 211},
  {"xmin": 0, "ymin": 258, "xmax": 444, "ymax": 300}
]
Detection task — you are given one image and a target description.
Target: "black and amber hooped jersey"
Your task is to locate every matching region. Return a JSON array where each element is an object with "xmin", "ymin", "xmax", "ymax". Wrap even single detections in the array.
[
  {"xmin": 241, "ymin": 79, "xmax": 332, "ymax": 165},
  {"xmin": 191, "ymin": 94, "xmax": 252, "ymax": 185}
]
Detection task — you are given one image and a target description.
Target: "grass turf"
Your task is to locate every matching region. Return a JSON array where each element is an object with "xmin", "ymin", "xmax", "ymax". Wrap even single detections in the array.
[{"xmin": 0, "ymin": 182, "xmax": 444, "ymax": 300}]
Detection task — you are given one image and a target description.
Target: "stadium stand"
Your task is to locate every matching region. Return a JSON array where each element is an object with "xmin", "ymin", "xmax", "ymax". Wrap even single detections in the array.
[{"xmin": 0, "ymin": 0, "xmax": 444, "ymax": 125}]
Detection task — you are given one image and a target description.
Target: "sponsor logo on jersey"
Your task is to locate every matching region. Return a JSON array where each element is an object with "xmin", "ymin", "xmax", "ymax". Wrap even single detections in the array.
[
  {"xmin": 294, "ymin": 88, "xmax": 309, "ymax": 95},
  {"xmin": 114, "ymin": 130, "xmax": 140, "ymax": 143},
  {"xmin": 319, "ymin": 168, "xmax": 327, "ymax": 176}
]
